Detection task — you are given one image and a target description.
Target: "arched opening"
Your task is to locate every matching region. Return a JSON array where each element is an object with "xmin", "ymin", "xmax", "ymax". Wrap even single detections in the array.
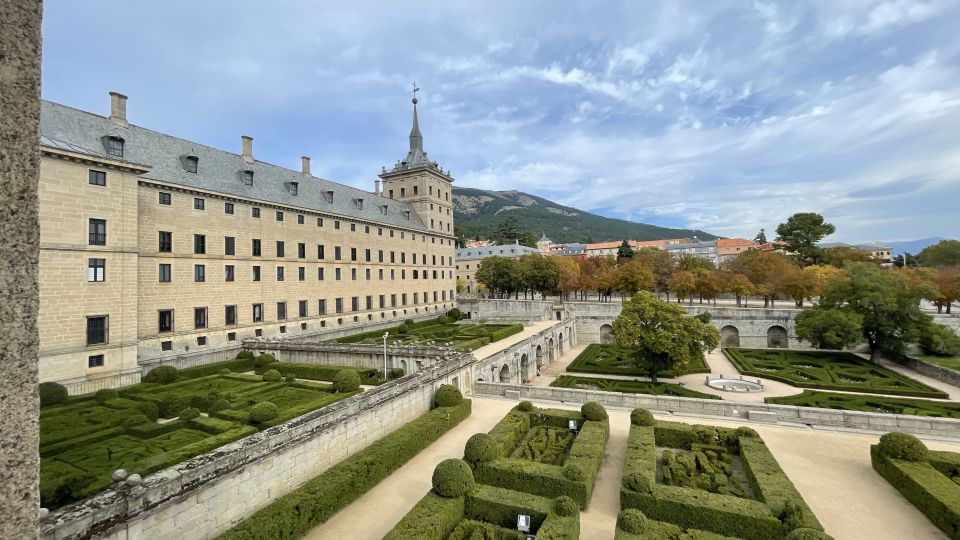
[
  {"xmin": 535, "ymin": 345, "xmax": 544, "ymax": 369},
  {"xmin": 767, "ymin": 325, "xmax": 788, "ymax": 348},
  {"xmin": 720, "ymin": 326, "xmax": 740, "ymax": 348},
  {"xmin": 599, "ymin": 324, "xmax": 614, "ymax": 344},
  {"xmin": 400, "ymin": 359, "xmax": 408, "ymax": 374},
  {"xmin": 559, "ymin": 333, "xmax": 565, "ymax": 355},
  {"xmin": 499, "ymin": 364, "xmax": 510, "ymax": 383},
  {"xmin": 520, "ymin": 353, "xmax": 530, "ymax": 383},
  {"xmin": 548, "ymin": 338, "xmax": 555, "ymax": 362}
]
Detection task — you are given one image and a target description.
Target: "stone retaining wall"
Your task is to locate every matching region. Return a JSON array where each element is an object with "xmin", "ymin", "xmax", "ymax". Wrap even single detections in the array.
[
  {"xmin": 474, "ymin": 382, "xmax": 960, "ymax": 439},
  {"xmin": 888, "ymin": 352, "xmax": 960, "ymax": 389}
]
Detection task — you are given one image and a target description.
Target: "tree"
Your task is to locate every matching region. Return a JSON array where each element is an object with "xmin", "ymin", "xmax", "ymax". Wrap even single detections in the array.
[
  {"xmin": 611, "ymin": 292, "xmax": 719, "ymax": 382},
  {"xmin": 611, "ymin": 260, "xmax": 654, "ymax": 301},
  {"xmin": 616, "ymin": 240, "xmax": 635, "ymax": 261},
  {"xmin": 475, "ymin": 256, "xmax": 522, "ymax": 298},
  {"xmin": 669, "ymin": 271, "xmax": 697, "ymax": 304},
  {"xmin": 555, "ymin": 256, "xmax": 581, "ymax": 302},
  {"xmin": 519, "ymin": 231, "xmax": 538, "ymax": 249},
  {"xmin": 453, "ymin": 227, "xmax": 467, "ymax": 249},
  {"xmin": 893, "ymin": 252, "xmax": 919, "ymax": 268},
  {"xmin": 918, "ymin": 324, "xmax": 960, "ymax": 357},
  {"xmin": 753, "ymin": 228, "xmax": 768, "ymax": 244},
  {"xmin": 694, "ymin": 271, "xmax": 724, "ymax": 306},
  {"xmin": 818, "ymin": 262, "xmax": 932, "ymax": 361},
  {"xmin": 775, "ymin": 212, "xmax": 836, "ymax": 266},
  {"xmin": 795, "ymin": 308, "xmax": 863, "ymax": 350},
  {"xmin": 676, "ymin": 253, "xmax": 715, "ymax": 273},
  {"xmin": 634, "ymin": 247, "xmax": 674, "ymax": 300},
  {"xmin": 781, "ymin": 265, "xmax": 819, "ymax": 307},
  {"xmin": 724, "ymin": 250, "xmax": 795, "ymax": 307},
  {"xmin": 918, "ymin": 240, "xmax": 960, "ymax": 268},
  {"xmin": 518, "ymin": 255, "xmax": 559, "ymax": 298},
  {"xmin": 727, "ymin": 273, "xmax": 755, "ymax": 307},
  {"xmin": 821, "ymin": 246, "xmax": 876, "ymax": 267},
  {"xmin": 932, "ymin": 266, "xmax": 960, "ymax": 314},
  {"xmin": 455, "ymin": 277, "xmax": 466, "ymax": 294},
  {"xmin": 492, "ymin": 216, "xmax": 523, "ymax": 245}
]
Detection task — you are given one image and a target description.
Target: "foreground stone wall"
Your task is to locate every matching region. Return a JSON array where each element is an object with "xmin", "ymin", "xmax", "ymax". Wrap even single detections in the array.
[
  {"xmin": 888, "ymin": 351, "xmax": 960, "ymax": 389},
  {"xmin": 475, "ymin": 382, "xmax": 960, "ymax": 439}
]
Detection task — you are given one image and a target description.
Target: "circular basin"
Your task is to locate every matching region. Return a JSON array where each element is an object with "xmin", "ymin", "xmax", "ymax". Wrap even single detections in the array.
[{"xmin": 706, "ymin": 378, "xmax": 764, "ymax": 393}]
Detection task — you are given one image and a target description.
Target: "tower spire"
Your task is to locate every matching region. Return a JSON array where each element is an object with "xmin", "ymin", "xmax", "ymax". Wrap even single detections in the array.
[{"xmin": 409, "ymin": 81, "xmax": 423, "ymax": 153}]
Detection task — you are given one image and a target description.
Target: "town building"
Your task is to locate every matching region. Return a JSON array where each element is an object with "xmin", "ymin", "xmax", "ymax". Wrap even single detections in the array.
[
  {"xmin": 536, "ymin": 233, "xmax": 555, "ymax": 254},
  {"xmin": 584, "ymin": 238, "xmax": 689, "ymax": 257},
  {"xmin": 716, "ymin": 238, "xmax": 760, "ymax": 263},
  {"xmin": 455, "ymin": 242, "xmax": 542, "ymax": 294},
  {"xmin": 552, "ymin": 243, "xmax": 588, "ymax": 258},
  {"xmin": 667, "ymin": 238, "xmax": 718, "ymax": 265},
  {"xmin": 820, "ymin": 242, "xmax": 893, "ymax": 265},
  {"xmin": 37, "ymin": 92, "xmax": 456, "ymax": 393}
]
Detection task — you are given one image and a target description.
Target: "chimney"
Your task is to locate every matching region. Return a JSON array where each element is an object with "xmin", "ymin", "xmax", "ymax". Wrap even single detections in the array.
[
  {"xmin": 241, "ymin": 135, "xmax": 254, "ymax": 164},
  {"xmin": 301, "ymin": 156, "xmax": 311, "ymax": 177},
  {"xmin": 374, "ymin": 180, "xmax": 381, "ymax": 195},
  {"xmin": 109, "ymin": 91, "xmax": 128, "ymax": 128}
]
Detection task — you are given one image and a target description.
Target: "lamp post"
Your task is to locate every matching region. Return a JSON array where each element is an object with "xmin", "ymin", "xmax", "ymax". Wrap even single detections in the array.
[{"xmin": 383, "ymin": 332, "xmax": 389, "ymax": 381}]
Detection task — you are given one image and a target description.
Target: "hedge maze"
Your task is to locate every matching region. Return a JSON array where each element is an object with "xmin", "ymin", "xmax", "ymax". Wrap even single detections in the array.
[
  {"xmin": 767, "ymin": 390, "xmax": 960, "ymax": 419},
  {"xmin": 550, "ymin": 374, "xmax": 721, "ymax": 400},
  {"xmin": 332, "ymin": 315, "xmax": 524, "ymax": 351},
  {"xmin": 724, "ymin": 348, "xmax": 947, "ymax": 398},
  {"xmin": 871, "ymin": 432, "xmax": 960, "ymax": 539},
  {"xmin": 567, "ymin": 343, "xmax": 710, "ymax": 378},
  {"xmin": 620, "ymin": 409, "xmax": 830, "ymax": 540}
]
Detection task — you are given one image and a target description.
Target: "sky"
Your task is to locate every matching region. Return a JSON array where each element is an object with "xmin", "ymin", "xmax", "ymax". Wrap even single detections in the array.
[{"xmin": 40, "ymin": 0, "xmax": 960, "ymax": 243}]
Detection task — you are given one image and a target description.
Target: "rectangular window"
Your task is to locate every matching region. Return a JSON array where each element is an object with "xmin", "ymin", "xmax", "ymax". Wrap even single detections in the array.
[
  {"xmin": 298, "ymin": 266, "xmax": 305, "ymax": 281},
  {"xmin": 317, "ymin": 217, "xmax": 324, "ymax": 227},
  {"xmin": 365, "ymin": 295, "xmax": 373, "ymax": 310},
  {"xmin": 402, "ymin": 293, "xmax": 408, "ymax": 306},
  {"xmin": 106, "ymin": 137, "xmax": 124, "ymax": 157},
  {"xmin": 87, "ymin": 258, "xmax": 106, "ymax": 282},
  {"xmin": 89, "ymin": 218, "xmax": 106, "ymax": 245},
  {"xmin": 194, "ymin": 264, "xmax": 206, "ymax": 282},
  {"xmin": 86, "ymin": 315, "xmax": 108, "ymax": 345},
  {"xmin": 158, "ymin": 231, "xmax": 172, "ymax": 252},
  {"xmin": 318, "ymin": 245, "xmax": 325, "ymax": 259},
  {"xmin": 379, "ymin": 295, "xmax": 385, "ymax": 308},
  {"xmin": 318, "ymin": 267, "xmax": 324, "ymax": 280},
  {"xmin": 225, "ymin": 202, "xmax": 234, "ymax": 214},
  {"xmin": 276, "ymin": 241, "xmax": 285, "ymax": 257},
  {"xmin": 158, "ymin": 310, "xmax": 174, "ymax": 333},
  {"xmin": 277, "ymin": 302, "xmax": 287, "ymax": 320},
  {"xmin": 335, "ymin": 246, "xmax": 342, "ymax": 260},
  {"xmin": 351, "ymin": 268, "xmax": 357, "ymax": 280},
  {"xmin": 318, "ymin": 299, "xmax": 327, "ymax": 315},
  {"xmin": 88, "ymin": 354, "xmax": 104, "ymax": 368},
  {"xmin": 253, "ymin": 303, "xmax": 263, "ymax": 322},
  {"xmin": 158, "ymin": 263, "xmax": 171, "ymax": 283},
  {"xmin": 299, "ymin": 300, "xmax": 308, "ymax": 317},
  {"xmin": 194, "ymin": 198, "xmax": 205, "ymax": 210},
  {"xmin": 350, "ymin": 223, "xmax": 356, "ymax": 232},
  {"xmin": 225, "ymin": 264, "xmax": 235, "ymax": 282},
  {"xmin": 197, "ymin": 336, "xmax": 207, "ymax": 346},
  {"xmin": 252, "ymin": 265, "xmax": 261, "ymax": 281},
  {"xmin": 379, "ymin": 269, "xmax": 383, "ymax": 280},
  {"xmin": 351, "ymin": 297, "xmax": 359, "ymax": 312},
  {"xmin": 161, "ymin": 340, "xmax": 172, "ymax": 351},
  {"xmin": 194, "ymin": 234, "xmax": 206, "ymax": 255},
  {"xmin": 225, "ymin": 236, "xmax": 235, "ymax": 256},
  {"xmin": 335, "ymin": 298, "xmax": 343, "ymax": 313},
  {"xmin": 378, "ymin": 250, "xmax": 384, "ymax": 262},
  {"xmin": 276, "ymin": 266, "xmax": 285, "ymax": 281},
  {"xmin": 390, "ymin": 251, "xmax": 395, "ymax": 263},
  {"xmin": 391, "ymin": 294, "xmax": 397, "ymax": 307},
  {"xmin": 334, "ymin": 220, "xmax": 340, "ymax": 230},
  {"xmin": 298, "ymin": 243, "xmax": 306, "ymax": 258},
  {"xmin": 225, "ymin": 305, "xmax": 237, "ymax": 325},
  {"xmin": 252, "ymin": 207, "xmax": 261, "ymax": 218},
  {"xmin": 335, "ymin": 268, "xmax": 341, "ymax": 280},
  {"xmin": 298, "ymin": 214, "xmax": 305, "ymax": 224},
  {"xmin": 159, "ymin": 192, "xmax": 171, "ymax": 205},
  {"xmin": 227, "ymin": 332, "xmax": 237, "ymax": 341},
  {"xmin": 365, "ymin": 268, "xmax": 371, "ymax": 280},
  {"xmin": 194, "ymin": 307, "xmax": 207, "ymax": 329},
  {"xmin": 252, "ymin": 239, "xmax": 261, "ymax": 256},
  {"xmin": 276, "ymin": 211, "xmax": 284, "ymax": 221},
  {"xmin": 88, "ymin": 170, "xmax": 106, "ymax": 186}
]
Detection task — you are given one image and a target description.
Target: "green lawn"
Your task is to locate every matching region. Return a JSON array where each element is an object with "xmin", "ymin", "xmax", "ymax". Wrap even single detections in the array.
[
  {"xmin": 915, "ymin": 355, "xmax": 960, "ymax": 372},
  {"xmin": 331, "ymin": 317, "xmax": 523, "ymax": 351},
  {"xmin": 766, "ymin": 390, "xmax": 960, "ymax": 419},
  {"xmin": 550, "ymin": 375, "xmax": 721, "ymax": 400},
  {"xmin": 724, "ymin": 348, "xmax": 947, "ymax": 398},
  {"xmin": 566, "ymin": 343, "xmax": 711, "ymax": 378}
]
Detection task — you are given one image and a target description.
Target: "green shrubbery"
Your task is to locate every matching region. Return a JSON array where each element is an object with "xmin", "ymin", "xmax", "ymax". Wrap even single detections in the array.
[
  {"xmin": 435, "ymin": 384, "xmax": 464, "ymax": 407},
  {"xmin": 95, "ymin": 389, "xmax": 119, "ymax": 401},
  {"xmin": 256, "ymin": 362, "xmax": 383, "ymax": 385},
  {"xmin": 249, "ymin": 402, "xmax": 279, "ymax": 423},
  {"xmin": 581, "ymin": 401, "xmax": 607, "ymax": 421},
  {"xmin": 144, "ymin": 365, "xmax": 179, "ymax": 384},
  {"xmin": 877, "ymin": 432, "xmax": 928, "ymax": 461},
  {"xmin": 179, "ymin": 407, "xmax": 201, "ymax": 420},
  {"xmin": 518, "ymin": 400, "xmax": 535, "ymax": 412},
  {"xmin": 631, "ymin": 408, "xmax": 655, "ymax": 427},
  {"xmin": 618, "ymin": 509, "xmax": 648, "ymax": 534},
  {"xmin": 567, "ymin": 343, "xmax": 711, "ymax": 378},
  {"xmin": 333, "ymin": 369, "xmax": 361, "ymax": 393},
  {"xmin": 261, "ymin": 369, "xmax": 282, "ymax": 382},
  {"xmin": 433, "ymin": 459, "xmax": 475, "ymax": 497},
  {"xmin": 550, "ymin": 375, "xmax": 722, "ymax": 400},
  {"xmin": 766, "ymin": 389, "xmax": 960, "ymax": 419},
  {"xmin": 919, "ymin": 323, "xmax": 960, "ymax": 357},
  {"xmin": 39, "ymin": 382, "xmax": 68, "ymax": 406},
  {"xmin": 464, "ymin": 433, "xmax": 499, "ymax": 466},
  {"xmin": 254, "ymin": 353, "xmax": 277, "ymax": 367}
]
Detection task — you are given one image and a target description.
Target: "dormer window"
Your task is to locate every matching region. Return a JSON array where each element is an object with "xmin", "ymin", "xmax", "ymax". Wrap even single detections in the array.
[
  {"xmin": 103, "ymin": 136, "xmax": 124, "ymax": 158},
  {"xmin": 353, "ymin": 198, "xmax": 363, "ymax": 210},
  {"xmin": 287, "ymin": 181, "xmax": 298, "ymax": 196},
  {"xmin": 380, "ymin": 205, "xmax": 388, "ymax": 215},
  {"xmin": 241, "ymin": 170, "xmax": 254, "ymax": 185},
  {"xmin": 323, "ymin": 190, "xmax": 334, "ymax": 204},
  {"xmin": 403, "ymin": 210, "xmax": 411, "ymax": 220},
  {"xmin": 182, "ymin": 155, "xmax": 199, "ymax": 173}
]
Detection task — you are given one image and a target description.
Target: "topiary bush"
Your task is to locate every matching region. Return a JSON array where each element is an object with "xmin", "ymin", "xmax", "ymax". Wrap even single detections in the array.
[
  {"xmin": 622, "ymin": 472, "xmax": 651, "ymax": 494},
  {"xmin": 389, "ymin": 367, "xmax": 405, "ymax": 379},
  {"xmin": 143, "ymin": 365, "xmax": 179, "ymax": 384},
  {"xmin": 737, "ymin": 426, "xmax": 760, "ymax": 438},
  {"xmin": 333, "ymin": 369, "xmax": 361, "ymax": 393},
  {"xmin": 554, "ymin": 495, "xmax": 578, "ymax": 517},
  {"xmin": 255, "ymin": 353, "xmax": 278, "ymax": 368},
  {"xmin": 630, "ymin": 408, "xmax": 655, "ymax": 426},
  {"xmin": 39, "ymin": 382, "xmax": 69, "ymax": 406},
  {"xmin": 136, "ymin": 401, "xmax": 159, "ymax": 421},
  {"xmin": 581, "ymin": 401, "xmax": 608, "ymax": 421},
  {"xmin": 786, "ymin": 528, "xmax": 835, "ymax": 540},
  {"xmin": 437, "ymin": 315, "xmax": 452, "ymax": 324},
  {"xmin": 518, "ymin": 400, "xmax": 535, "ymax": 412},
  {"xmin": 617, "ymin": 508, "xmax": 648, "ymax": 535},
  {"xmin": 209, "ymin": 399, "xmax": 232, "ymax": 413},
  {"xmin": 158, "ymin": 396, "xmax": 186, "ymax": 418},
  {"xmin": 563, "ymin": 463, "xmax": 585, "ymax": 481},
  {"xmin": 464, "ymin": 433, "xmax": 498, "ymax": 465},
  {"xmin": 219, "ymin": 368, "xmax": 232, "ymax": 375},
  {"xmin": 877, "ymin": 432, "xmax": 928, "ymax": 461},
  {"xmin": 434, "ymin": 384, "xmax": 463, "ymax": 407},
  {"xmin": 431, "ymin": 458, "xmax": 474, "ymax": 498},
  {"xmin": 249, "ymin": 402, "xmax": 279, "ymax": 423},
  {"xmin": 236, "ymin": 350, "xmax": 255, "ymax": 360},
  {"xmin": 285, "ymin": 373, "xmax": 297, "ymax": 383},
  {"xmin": 262, "ymin": 369, "xmax": 282, "ymax": 382},
  {"xmin": 447, "ymin": 308, "xmax": 462, "ymax": 321},
  {"xmin": 179, "ymin": 407, "xmax": 201, "ymax": 420},
  {"xmin": 115, "ymin": 413, "xmax": 151, "ymax": 428},
  {"xmin": 94, "ymin": 388, "xmax": 119, "ymax": 402}
]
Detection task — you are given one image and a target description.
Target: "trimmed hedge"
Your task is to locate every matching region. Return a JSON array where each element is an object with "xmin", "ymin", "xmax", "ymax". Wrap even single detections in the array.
[
  {"xmin": 40, "ymin": 382, "xmax": 69, "ymax": 406},
  {"xmin": 179, "ymin": 357, "xmax": 256, "ymax": 379},
  {"xmin": 567, "ymin": 343, "xmax": 711, "ymax": 378},
  {"xmin": 433, "ymin": 459, "xmax": 475, "ymax": 498},
  {"xmin": 877, "ymin": 432, "xmax": 928, "ymax": 461},
  {"xmin": 871, "ymin": 443, "xmax": 960, "ymax": 539},
  {"xmin": 218, "ymin": 399, "xmax": 472, "ymax": 539},
  {"xmin": 550, "ymin": 374, "xmax": 721, "ymax": 400},
  {"xmin": 332, "ymin": 369, "xmax": 361, "ymax": 392},
  {"xmin": 615, "ymin": 515, "xmax": 742, "ymax": 539},
  {"xmin": 488, "ymin": 323, "xmax": 524, "ymax": 342},
  {"xmin": 435, "ymin": 384, "xmax": 464, "ymax": 407},
  {"xmin": 766, "ymin": 389, "xmax": 960, "ymax": 419},
  {"xmin": 255, "ymin": 362, "xmax": 384, "ymax": 385}
]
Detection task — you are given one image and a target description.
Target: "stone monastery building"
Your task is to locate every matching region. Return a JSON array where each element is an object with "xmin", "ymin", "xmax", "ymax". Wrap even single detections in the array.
[{"xmin": 38, "ymin": 91, "xmax": 456, "ymax": 393}]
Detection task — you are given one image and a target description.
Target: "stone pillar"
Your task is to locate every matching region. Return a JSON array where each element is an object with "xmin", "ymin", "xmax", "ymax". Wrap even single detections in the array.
[{"xmin": 0, "ymin": 1, "xmax": 43, "ymax": 538}]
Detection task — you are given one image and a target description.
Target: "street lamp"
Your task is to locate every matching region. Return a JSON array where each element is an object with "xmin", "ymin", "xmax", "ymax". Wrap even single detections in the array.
[{"xmin": 383, "ymin": 332, "xmax": 389, "ymax": 381}]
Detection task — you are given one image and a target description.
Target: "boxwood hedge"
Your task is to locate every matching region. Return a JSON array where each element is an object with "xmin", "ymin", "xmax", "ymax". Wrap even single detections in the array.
[{"xmin": 218, "ymin": 399, "xmax": 472, "ymax": 539}]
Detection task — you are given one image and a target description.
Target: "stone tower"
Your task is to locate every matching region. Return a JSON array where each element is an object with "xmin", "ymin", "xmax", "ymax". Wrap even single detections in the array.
[{"xmin": 379, "ymin": 90, "xmax": 455, "ymax": 236}]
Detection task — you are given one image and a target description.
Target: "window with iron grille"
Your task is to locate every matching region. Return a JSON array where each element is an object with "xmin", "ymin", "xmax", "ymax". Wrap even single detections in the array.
[
  {"xmin": 88, "ymin": 258, "xmax": 106, "ymax": 282},
  {"xmin": 252, "ymin": 239, "xmax": 261, "ymax": 256},
  {"xmin": 194, "ymin": 307, "xmax": 207, "ymax": 329},
  {"xmin": 159, "ymin": 192, "xmax": 171, "ymax": 205},
  {"xmin": 89, "ymin": 169, "xmax": 106, "ymax": 186},
  {"xmin": 225, "ymin": 202, "xmax": 234, "ymax": 214},
  {"xmin": 225, "ymin": 265, "xmax": 235, "ymax": 282},
  {"xmin": 298, "ymin": 214, "xmax": 305, "ymax": 224},
  {"xmin": 194, "ymin": 264, "xmax": 205, "ymax": 282},
  {"xmin": 252, "ymin": 265, "xmax": 261, "ymax": 281},
  {"xmin": 86, "ymin": 315, "xmax": 108, "ymax": 345},
  {"xmin": 225, "ymin": 305, "xmax": 237, "ymax": 325},
  {"xmin": 227, "ymin": 332, "xmax": 237, "ymax": 341},
  {"xmin": 276, "ymin": 266, "xmax": 285, "ymax": 281},
  {"xmin": 194, "ymin": 198, "xmax": 205, "ymax": 210},
  {"xmin": 158, "ymin": 310, "xmax": 174, "ymax": 333},
  {"xmin": 197, "ymin": 336, "xmax": 207, "ymax": 346},
  {"xmin": 88, "ymin": 354, "xmax": 104, "ymax": 368},
  {"xmin": 252, "ymin": 206, "xmax": 260, "ymax": 218},
  {"xmin": 276, "ymin": 211, "xmax": 284, "ymax": 221},
  {"xmin": 157, "ymin": 231, "xmax": 172, "ymax": 252},
  {"xmin": 105, "ymin": 136, "xmax": 124, "ymax": 157},
  {"xmin": 158, "ymin": 264, "xmax": 171, "ymax": 283},
  {"xmin": 89, "ymin": 219, "xmax": 106, "ymax": 245},
  {"xmin": 194, "ymin": 234, "xmax": 206, "ymax": 254},
  {"xmin": 277, "ymin": 302, "xmax": 287, "ymax": 320}
]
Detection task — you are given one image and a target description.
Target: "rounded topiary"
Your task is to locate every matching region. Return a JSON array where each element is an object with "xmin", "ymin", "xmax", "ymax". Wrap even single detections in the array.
[
  {"xmin": 630, "ymin": 408, "xmax": 655, "ymax": 427},
  {"xmin": 448, "ymin": 308, "xmax": 462, "ymax": 321},
  {"xmin": 617, "ymin": 509, "xmax": 648, "ymax": 535},
  {"xmin": 209, "ymin": 399, "xmax": 231, "ymax": 413},
  {"xmin": 431, "ymin": 458, "xmax": 475, "ymax": 498},
  {"xmin": 563, "ymin": 463, "xmax": 585, "ymax": 481},
  {"xmin": 518, "ymin": 401, "xmax": 535, "ymax": 412},
  {"xmin": 285, "ymin": 373, "xmax": 297, "ymax": 383},
  {"xmin": 144, "ymin": 365, "xmax": 179, "ymax": 384},
  {"xmin": 179, "ymin": 407, "xmax": 201, "ymax": 420},
  {"xmin": 622, "ymin": 472, "xmax": 651, "ymax": 493},
  {"xmin": 434, "ymin": 384, "xmax": 463, "ymax": 407},
  {"xmin": 219, "ymin": 368, "xmax": 232, "ymax": 375},
  {"xmin": 437, "ymin": 315, "xmax": 452, "ymax": 325},
  {"xmin": 254, "ymin": 353, "xmax": 278, "ymax": 368},
  {"xmin": 877, "ymin": 432, "xmax": 928, "ymax": 461},
  {"xmin": 95, "ymin": 388, "xmax": 119, "ymax": 402},
  {"xmin": 39, "ymin": 382, "xmax": 69, "ymax": 406},
  {"xmin": 389, "ymin": 368, "xmax": 405, "ymax": 379},
  {"xmin": 785, "ymin": 528, "xmax": 835, "ymax": 540},
  {"xmin": 249, "ymin": 402, "xmax": 279, "ymax": 423},
  {"xmin": 158, "ymin": 397, "xmax": 186, "ymax": 418},
  {"xmin": 236, "ymin": 350, "xmax": 255, "ymax": 360},
  {"xmin": 581, "ymin": 401, "xmax": 608, "ymax": 421},
  {"xmin": 736, "ymin": 426, "xmax": 760, "ymax": 438},
  {"xmin": 136, "ymin": 401, "xmax": 159, "ymax": 421},
  {"xmin": 262, "ymin": 369, "xmax": 282, "ymax": 382},
  {"xmin": 554, "ymin": 496, "xmax": 578, "ymax": 517},
  {"xmin": 333, "ymin": 369, "xmax": 361, "ymax": 393},
  {"xmin": 464, "ymin": 433, "xmax": 498, "ymax": 464}
]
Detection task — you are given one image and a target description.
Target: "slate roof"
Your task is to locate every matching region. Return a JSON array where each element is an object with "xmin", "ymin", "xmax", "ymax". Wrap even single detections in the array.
[
  {"xmin": 39, "ymin": 100, "xmax": 428, "ymax": 231},
  {"xmin": 456, "ymin": 243, "xmax": 542, "ymax": 260}
]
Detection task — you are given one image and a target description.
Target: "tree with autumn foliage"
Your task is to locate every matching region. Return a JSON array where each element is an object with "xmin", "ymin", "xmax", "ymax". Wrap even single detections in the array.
[
  {"xmin": 724, "ymin": 250, "xmax": 795, "ymax": 307},
  {"xmin": 669, "ymin": 271, "xmax": 697, "ymax": 304},
  {"xmin": 634, "ymin": 247, "xmax": 675, "ymax": 300},
  {"xmin": 611, "ymin": 260, "xmax": 654, "ymax": 301},
  {"xmin": 726, "ymin": 273, "xmax": 756, "ymax": 307},
  {"xmin": 555, "ymin": 256, "xmax": 581, "ymax": 302}
]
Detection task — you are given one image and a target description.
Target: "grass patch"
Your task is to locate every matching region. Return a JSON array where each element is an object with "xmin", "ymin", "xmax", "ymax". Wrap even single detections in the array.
[
  {"xmin": 550, "ymin": 375, "xmax": 721, "ymax": 400},
  {"xmin": 724, "ymin": 348, "xmax": 947, "ymax": 398},
  {"xmin": 567, "ymin": 343, "xmax": 710, "ymax": 378},
  {"xmin": 766, "ymin": 390, "xmax": 960, "ymax": 419}
]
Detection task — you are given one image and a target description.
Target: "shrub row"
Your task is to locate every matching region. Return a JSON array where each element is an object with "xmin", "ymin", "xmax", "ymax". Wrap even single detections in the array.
[
  {"xmin": 568, "ymin": 343, "xmax": 711, "ymax": 378},
  {"xmin": 739, "ymin": 437, "xmax": 821, "ymax": 531},
  {"xmin": 178, "ymin": 357, "xmax": 257, "ymax": 379},
  {"xmin": 614, "ymin": 511, "xmax": 742, "ymax": 539},
  {"xmin": 766, "ymin": 390, "xmax": 960, "ymax": 419},
  {"xmin": 218, "ymin": 399, "xmax": 472, "ymax": 539},
  {"xmin": 254, "ymin": 363, "xmax": 384, "ymax": 385},
  {"xmin": 488, "ymin": 323, "xmax": 525, "ymax": 342},
  {"xmin": 550, "ymin": 374, "xmax": 721, "ymax": 400}
]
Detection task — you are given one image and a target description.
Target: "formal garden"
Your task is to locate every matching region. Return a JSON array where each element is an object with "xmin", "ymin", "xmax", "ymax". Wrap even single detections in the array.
[
  {"xmin": 619, "ymin": 408, "xmax": 831, "ymax": 540},
  {"xmin": 767, "ymin": 390, "xmax": 960, "ymax": 419},
  {"xmin": 550, "ymin": 374, "xmax": 720, "ymax": 400},
  {"xmin": 724, "ymin": 348, "xmax": 947, "ymax": 398},
  {"xmin": 871, "ymin": 432, "xmax": 960, "ymax": 539},
  {"xmin": 567, "ymin": 343, "xmax": 711, "ymax": 378},
  {"xmin": 330, "ymin": 313, "xmax": 523, "ymax": 351},
  {"xmin": 38, "ymin": 352, "xmax": 367, "ymax": 510}
]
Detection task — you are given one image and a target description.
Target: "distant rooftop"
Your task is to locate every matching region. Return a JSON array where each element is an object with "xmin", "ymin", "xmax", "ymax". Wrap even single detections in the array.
[{"xmin": 456, "ymin": 242, "xmax": 542, "ymax": 260}]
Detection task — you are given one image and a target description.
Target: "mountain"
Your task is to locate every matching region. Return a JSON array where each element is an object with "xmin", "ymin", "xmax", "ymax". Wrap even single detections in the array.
[
  {"xmin": 881, "ymin": 237, "xmax": 946, "ymax": 255},
  {"xmin": 452, "ymin": 187, "xmax": 717, "ymax": 244}
]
